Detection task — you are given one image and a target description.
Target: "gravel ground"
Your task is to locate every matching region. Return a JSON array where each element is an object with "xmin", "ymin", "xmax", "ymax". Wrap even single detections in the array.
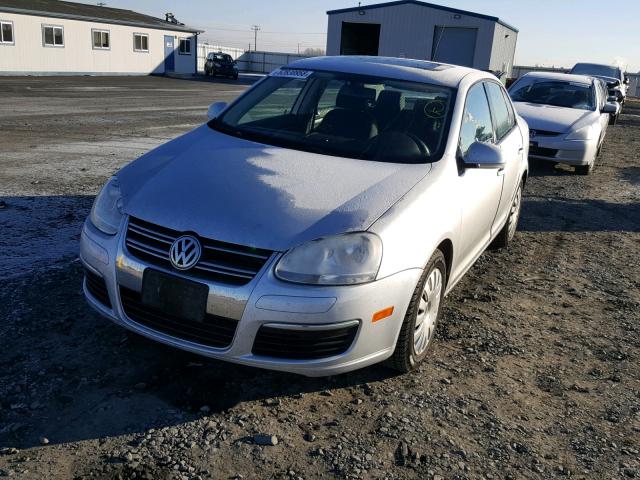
[{"xmin": 0, "ymin": 77, "xmax": 638, "ymax": 480}]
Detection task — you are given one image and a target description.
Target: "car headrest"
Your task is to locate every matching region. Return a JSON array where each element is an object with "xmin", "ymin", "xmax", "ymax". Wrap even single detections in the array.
[
  {"xmin": 375, "ymin": 90, "xmax": 405, "ymax": 113},
  {"xmin": 336, "ymin": 84, "xmax": 376, "ymax": 111}
]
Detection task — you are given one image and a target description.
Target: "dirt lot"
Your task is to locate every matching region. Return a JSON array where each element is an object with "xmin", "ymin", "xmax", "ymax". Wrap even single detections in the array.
[{"xmin": 0, "ymin": 76, "xmax": 638, "ymax": 480}]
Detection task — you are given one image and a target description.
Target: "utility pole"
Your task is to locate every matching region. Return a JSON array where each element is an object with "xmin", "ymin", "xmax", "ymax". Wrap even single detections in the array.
[
  {"xmin": 297, "ymin": 43, "xmax": 300, "ymax": 54},
  {"xmin": 251, "ymin": 25, "xmax": 261, "ymax": 51}
]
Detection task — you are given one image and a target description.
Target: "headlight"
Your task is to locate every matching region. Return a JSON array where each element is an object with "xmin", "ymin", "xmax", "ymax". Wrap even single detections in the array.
[
  {"xmin": 275, "ymin": 233, "xmax": 383, "ymax": 286},
  {"xmin": 89, "ymin": 176, "xmax": 124, "ymax": 235},
  {"xmin": 565, "ymin": 124, "xmax": 597, "ymax": 141}
]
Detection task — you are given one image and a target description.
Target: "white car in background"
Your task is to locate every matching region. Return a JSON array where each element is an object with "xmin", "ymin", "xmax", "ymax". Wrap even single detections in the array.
[{"xmin": 508, "ymin": 72, "xmax": 617, "ymax": 175}]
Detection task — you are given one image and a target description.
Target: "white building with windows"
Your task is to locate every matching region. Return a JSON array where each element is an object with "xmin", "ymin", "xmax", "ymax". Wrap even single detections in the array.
[{"xmin": 0, "ymin": 0, "xmax": 201, "ymax": 75}]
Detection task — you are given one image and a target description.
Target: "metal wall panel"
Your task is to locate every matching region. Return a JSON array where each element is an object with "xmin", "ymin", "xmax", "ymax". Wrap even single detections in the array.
[{"xmin": 326, "ymin": 3, "xmax": 517, "ymax": 72}]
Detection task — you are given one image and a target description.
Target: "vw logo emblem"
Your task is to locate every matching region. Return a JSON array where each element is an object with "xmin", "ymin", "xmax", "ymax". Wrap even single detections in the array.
[
  {"xmin": 169, "ymin": 235, "xmax": 202, "ymax": 270},
  {"xmin": 529, "ymin": 130, "xmax": 537, "ymax": 139}
]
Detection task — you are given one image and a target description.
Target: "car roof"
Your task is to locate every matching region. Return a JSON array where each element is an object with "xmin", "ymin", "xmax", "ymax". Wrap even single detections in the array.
[
  {"xmin": 284, "ymin": 56, "xmax": 491, "ymax": 88},
  {"xmin": 519, "ymin": 71, "xmax": 594, "ymax": 85},
  {"xmin": 572, "ymin": 62, "xmax": 620, "ymax": 70}
]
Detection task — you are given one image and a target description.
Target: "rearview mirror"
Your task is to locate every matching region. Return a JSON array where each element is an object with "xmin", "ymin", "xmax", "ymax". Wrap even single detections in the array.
[
  {"xmin": 207, "ymin": 101, "xmax": 228, "ymax": 120},
  {"xmin": 463, "ymin": 142, "xmax": 505, "ymax": 169},
  {"xmin": 602, "ymin": 103, "xmax": 618, "ymax": 114}
]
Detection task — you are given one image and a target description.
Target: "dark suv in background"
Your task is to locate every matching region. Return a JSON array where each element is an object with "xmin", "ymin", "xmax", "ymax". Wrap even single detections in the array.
[{"xmin": 205, "ymin": 52, "xmax": 239, "ymax": 80}]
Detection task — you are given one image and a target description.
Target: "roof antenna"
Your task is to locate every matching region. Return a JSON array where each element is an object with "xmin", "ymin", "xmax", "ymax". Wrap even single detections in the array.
[{"xmin": 97, "ymin": 1, "xmax": 106, "ymax": 5}]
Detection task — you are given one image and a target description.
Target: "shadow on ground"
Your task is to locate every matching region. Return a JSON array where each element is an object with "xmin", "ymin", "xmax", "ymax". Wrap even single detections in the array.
[{"xmin": 520, "ymin": 195, "xmax": 640, "ymax": 232}]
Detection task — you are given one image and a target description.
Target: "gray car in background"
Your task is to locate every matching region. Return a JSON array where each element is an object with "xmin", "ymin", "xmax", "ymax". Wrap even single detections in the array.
[{"xmin": 570, "ymin": 62, "xmax": 629, "ymax": 106}]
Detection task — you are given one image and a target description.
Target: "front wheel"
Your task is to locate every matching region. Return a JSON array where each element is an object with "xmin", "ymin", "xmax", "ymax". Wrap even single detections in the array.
[
  {"xmin": 575, "ymin": 160, "xmax": 594, "ymax": 175},
  {"xmin": 386, "ymin": 250, "xmax": 446, "ymax": 373},
  {"xmin": 492, "ymin": 180, "xmax": 523, "ymax": 249}
]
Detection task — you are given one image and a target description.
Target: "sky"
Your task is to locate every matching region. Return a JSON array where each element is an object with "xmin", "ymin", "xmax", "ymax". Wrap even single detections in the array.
[{"xmin": 75, "ymin": 0, "xmax": 640, "ymax": 71}]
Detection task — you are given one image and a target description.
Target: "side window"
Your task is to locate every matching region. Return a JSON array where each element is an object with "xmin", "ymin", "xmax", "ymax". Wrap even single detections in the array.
[
  {"xmin": 42, "ymin": 25, "xmax": 64, "ymax": 47},
  {"xmin": 500, "ymin": 87, "xmax": 516, "ymax": 127},
  {"xmin": 134, "ymin": 33, "xmax": 148, "ymax": 53},
  {"xmin": 0, "ymin": 20, "xmax": 14, "ymax": 44},
  {"xmin": 92, "ymin": 29, "xmax": 110, "ymax": 50},
  {"xmin": 458, "ymin": 83, "xmax": 495, "ymax": 158},
  {"xmin": 179, "ymin": 38, "xmax": 191, "ymax": 55},
  {"xmin": 485, "ymin": 82, "xmax": 513, "ymax": 141}
]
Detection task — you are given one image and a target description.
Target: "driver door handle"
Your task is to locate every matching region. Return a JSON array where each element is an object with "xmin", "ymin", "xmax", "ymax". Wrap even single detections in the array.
[{"xmin": 497, "ymin": 168, "xmax": 505, "ymax": 176}]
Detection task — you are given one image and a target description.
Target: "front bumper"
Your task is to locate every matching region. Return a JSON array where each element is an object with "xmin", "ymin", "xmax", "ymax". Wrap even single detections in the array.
[
  {"xmin": 528, "ymin": 135, "xmax": 597, "ymax": 166},
  {"xmin": 80, "ymin": 219, "xmax": 421, "ymax": 376}
]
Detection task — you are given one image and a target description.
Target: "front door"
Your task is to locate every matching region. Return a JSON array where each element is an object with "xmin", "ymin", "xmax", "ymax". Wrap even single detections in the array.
[
  {"xmin": 164, "ymin": 35, "xmax": 175, "ymax": 72},
  {"xmin": 457, "ymin": 83, "xmax": 504, "ymax": 267}
]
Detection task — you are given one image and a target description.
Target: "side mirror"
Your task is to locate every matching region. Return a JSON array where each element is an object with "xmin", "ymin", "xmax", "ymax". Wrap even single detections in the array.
[
  {"xmin": 207, "ymin": 101, "xmax": 228, "ymax": 120},
  {"xmin": 602, "ymin": 103, "xmax": 618, "ymax": 114},
  {"xmin": 624, "ymin": 77, "xmax": 630, "ymax": 85},
  {"xmin": 607, "ymin": 79, "xmax": 621, "ymax": 88},
  {"xmin": 463, "ymin": 142, "xmax": 505, "ymax": 169}
]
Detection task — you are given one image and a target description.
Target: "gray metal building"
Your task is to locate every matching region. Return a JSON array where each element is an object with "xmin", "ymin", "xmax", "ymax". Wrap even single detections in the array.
[{"xmin": 326, "ymin": 0, "xmax": 518, "ymax": 76}]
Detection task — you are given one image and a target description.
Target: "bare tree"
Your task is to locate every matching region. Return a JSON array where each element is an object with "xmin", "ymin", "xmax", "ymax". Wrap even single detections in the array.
[{"xmin": 302, "ymin": 48, "xmax": 325, "ymax": 56}]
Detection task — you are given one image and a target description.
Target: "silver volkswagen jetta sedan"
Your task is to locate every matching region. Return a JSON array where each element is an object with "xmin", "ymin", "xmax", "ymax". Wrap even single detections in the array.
[{"xmin": 81, "ymin": 56, "xmax": 528, "ymax": 376}]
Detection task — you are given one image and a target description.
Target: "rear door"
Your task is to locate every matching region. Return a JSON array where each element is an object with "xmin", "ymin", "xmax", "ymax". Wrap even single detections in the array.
[{"xmin": 484, "ymin": 81, "xmax": 523, "ymax": 231}]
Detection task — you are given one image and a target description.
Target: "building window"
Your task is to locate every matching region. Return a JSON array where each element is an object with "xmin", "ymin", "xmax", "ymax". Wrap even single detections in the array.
[
  {"xmin": 0, "ymin": 20, "xmax": 14, "ymax": 45},
  {"xmin": 42, "ymin": 25, "xmax": 64, "ymax": 47},
  {"xmin": 179, "ymin": 38, "xmax": 191, "ymax": 55},
  {"xmin": 133, "ymin": 33, "xmax": 148, "ymax": 52},
  {"xmin": 92, "ymin": 29, "xmax": 110, "ymax": 49}
]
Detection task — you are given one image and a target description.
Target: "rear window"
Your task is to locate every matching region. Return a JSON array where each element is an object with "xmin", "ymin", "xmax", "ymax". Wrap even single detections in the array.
[{"xmin": 571, "ymin": 63, "xmax": 621, "ymax": 80}]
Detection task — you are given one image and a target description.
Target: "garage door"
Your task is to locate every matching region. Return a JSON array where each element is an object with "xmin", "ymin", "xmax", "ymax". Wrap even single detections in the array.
[{"xmin": 431, "ymin": 27, "xmax": 477, "ymax": 67}]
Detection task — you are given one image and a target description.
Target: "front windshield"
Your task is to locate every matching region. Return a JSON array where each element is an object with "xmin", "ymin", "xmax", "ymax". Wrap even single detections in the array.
[
  {"xmin": 571, "ymin": 63, "xmax": 621, "ymax": 80},
  {"xmin": 213, "ymin": 53, "xmax": 232, "ymax": 63},
  {"xmin": 209, "ymin": 69, "xmax": 455, "ymax": 164},
  {"xmin": 509, "ymin": 79, "xmax": 595, "ymax": 111}
]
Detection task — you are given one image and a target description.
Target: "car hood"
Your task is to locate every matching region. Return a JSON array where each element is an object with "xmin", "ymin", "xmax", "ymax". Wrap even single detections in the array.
[
  {"xmin": 117, "ymin": 125, "xmax": 431, "ymax": 251},
  {"xmin": 513, "ymin": 102, "xmax": 593, "ymax": 133}
]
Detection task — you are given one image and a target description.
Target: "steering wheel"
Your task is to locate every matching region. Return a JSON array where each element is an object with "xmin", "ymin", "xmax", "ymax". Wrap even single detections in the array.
[
  {"xmin": 362, "ymin": 131, "xmax": 431, "ymax": 162},
  {"xmin": 404, "ymin": 132, "xmax": 431, "ymax": 158}
]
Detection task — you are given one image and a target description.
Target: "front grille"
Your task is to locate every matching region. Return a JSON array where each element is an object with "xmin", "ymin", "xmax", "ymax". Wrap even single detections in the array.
[
  {"xmin": 125, "ymin": 217, "xmax": 272, "ymax": 286},
  {"xmin": 84, "ymin": 269, "xmax": 111, "ymax": 308},
  {"xmin": 530, "ymin": 129, "xmax": 561, "ymax": 137},
  {"xmin": 119, "ymin": 286, "xmax": 238, "ymax": 348},
  {"xmin": 252, "ymin": 323, "xmax": 359, "ymax": 360},
  {"xmin": 529, "ymin": 146, "xmax": 559, "ymax": 158}
]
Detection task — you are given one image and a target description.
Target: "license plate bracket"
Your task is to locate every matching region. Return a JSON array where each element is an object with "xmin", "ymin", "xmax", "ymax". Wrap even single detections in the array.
[{"xmin": 141, "ymin": 269, "xmax": 208, "ymax": 322}]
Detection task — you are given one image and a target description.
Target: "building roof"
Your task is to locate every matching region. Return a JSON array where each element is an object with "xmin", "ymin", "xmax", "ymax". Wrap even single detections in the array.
[
  {"xmin": 285, "ymin": 55, "xmax": 489, "ymax": 88},
  {"xmin": 0, "ymin": 0, "xmax": 202, "ymax": 33},
  {"xmin": 327, "ymin": 0, "xmax": 518, "ymax": 33}
]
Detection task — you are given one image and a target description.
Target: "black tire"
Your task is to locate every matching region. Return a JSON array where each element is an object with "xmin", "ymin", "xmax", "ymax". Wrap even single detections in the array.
[
  {"xmin": 492, "ymin": 180, "xmax": 523, "ymax": 249},
  {"xmin": 233, "ymin": 73, "xmax": 239, "ymax": 80},
  {"xmin": 576, "ymin": 161, "xmax": 594, "ymax": 175},
  {"xmin": 386, "ymin": 249, "xmax": 446, "ymax": 373}
]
